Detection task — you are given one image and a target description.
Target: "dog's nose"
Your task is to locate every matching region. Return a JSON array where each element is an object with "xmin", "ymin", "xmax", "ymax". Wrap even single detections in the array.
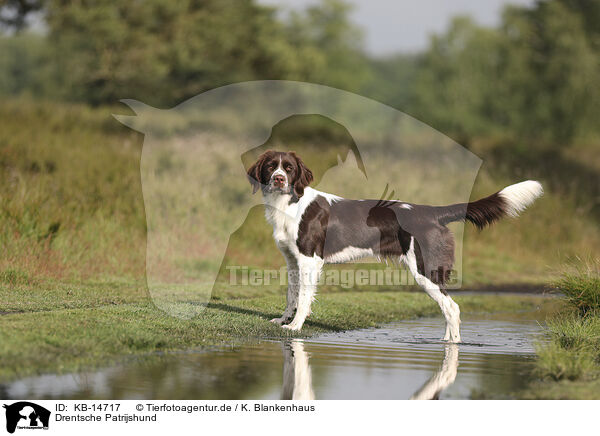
[{"xmin": 273, "ymin": 175, "xmax": 286, "ymax": 186}]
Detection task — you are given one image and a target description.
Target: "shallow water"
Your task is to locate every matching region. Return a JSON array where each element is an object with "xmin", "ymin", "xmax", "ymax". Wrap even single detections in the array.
[{"xmin": 1, "ymin": 316, "xmax": 543, "ymax": 400}]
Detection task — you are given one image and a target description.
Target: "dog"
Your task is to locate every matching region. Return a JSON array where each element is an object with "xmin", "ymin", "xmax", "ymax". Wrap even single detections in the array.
[{"xmin": 247, "ymin": 150, "xmax": 543, "ymax": 342}]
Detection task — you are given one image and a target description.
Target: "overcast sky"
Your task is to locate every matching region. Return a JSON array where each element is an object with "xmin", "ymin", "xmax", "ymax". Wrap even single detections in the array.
[{"xmin": 259, "ymin": 0, "xmax": 536, "ymax": 56}]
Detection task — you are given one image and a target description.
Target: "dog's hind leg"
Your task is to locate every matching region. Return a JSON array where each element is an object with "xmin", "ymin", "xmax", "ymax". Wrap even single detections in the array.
[
  {"xmin": 403, "ymin": 238, "xmax": 461, "ymax": 343},
  {"xmin": 433, "ymin": 267, "xmax": 461, "ymax": 342},
  {"xmin": 442, "ymin": 294, "xmax": 461, "ymax": 342}
]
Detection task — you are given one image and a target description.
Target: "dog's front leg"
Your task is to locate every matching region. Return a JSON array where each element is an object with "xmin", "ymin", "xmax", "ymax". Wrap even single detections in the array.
[
  {"xmin": 282, "ymin": 255, "xmax": 323, "ymax": 331},
  {"xmin": 270, "ymin": 254, "xmax": 299, "ymax": 325}
]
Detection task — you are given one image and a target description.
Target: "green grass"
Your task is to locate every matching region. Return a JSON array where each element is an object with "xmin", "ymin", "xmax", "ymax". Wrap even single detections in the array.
[
  {"xmin": 0, "ymin": 280, "xmax": 146, "ymax": 313},
  {"xmin": 533, "ymin": 315, "xmax": 600, "ymax": 387},
  {"xmin": 521, "ymin": 379, "xmax": 600, "ymax": 400},
  {"xmin": 520, "ymin": 262, "xmax": 600, "ymax": 399},
  {"xmin": 0, "ymin": 287, "xmax": 552, "ymax": 382},
  {"xmin": 555, "ymin": 266, "xmax": 600, "ymax": 316}
]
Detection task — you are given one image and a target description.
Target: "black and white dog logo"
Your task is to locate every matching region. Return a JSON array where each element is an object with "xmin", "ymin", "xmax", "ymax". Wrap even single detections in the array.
[{"xmin": 3, "ymin": 402, "xmax": 50, "ymax": 434}]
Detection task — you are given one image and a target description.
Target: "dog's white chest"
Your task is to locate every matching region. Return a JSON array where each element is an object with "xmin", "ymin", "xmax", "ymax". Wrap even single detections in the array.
[{"xmin": 264, "ymin": 194, "xmax": 300, "ymax": 246}]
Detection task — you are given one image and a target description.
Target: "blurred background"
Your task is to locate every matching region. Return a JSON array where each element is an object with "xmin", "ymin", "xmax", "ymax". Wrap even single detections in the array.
[{"xmin": 0, "ymin": 0, "xmax": 598, "ymax": 297}]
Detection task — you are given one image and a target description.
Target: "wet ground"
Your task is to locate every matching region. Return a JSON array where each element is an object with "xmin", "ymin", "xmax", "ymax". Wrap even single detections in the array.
[{"xmin": 1, "ymin": 315, "xmax": 544, "ymax": 400}]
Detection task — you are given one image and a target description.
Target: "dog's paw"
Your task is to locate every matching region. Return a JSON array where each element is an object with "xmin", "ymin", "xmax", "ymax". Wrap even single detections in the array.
[
  {"xmin": 282, "ymin": 322, "xmax": 302, "ymax": 331},
  {"xmin": 269, "ymin": 317, "xmax": 287, "ymax": 325}
]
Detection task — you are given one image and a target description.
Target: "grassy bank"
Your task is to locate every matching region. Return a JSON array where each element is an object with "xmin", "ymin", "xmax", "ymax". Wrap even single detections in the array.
[
  {"xmin": 521, "ymin": 262, "xmax": 600, "ymax": 399},
  {"xmin": 0, "ymin": 285, "xmax": 554, "ymax": 382}
]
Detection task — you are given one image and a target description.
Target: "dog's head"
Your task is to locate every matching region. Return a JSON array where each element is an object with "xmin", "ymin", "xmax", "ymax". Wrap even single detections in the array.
[{"xmin": 247, "ymin": 150, "xmax": 313, "ymax": 199}]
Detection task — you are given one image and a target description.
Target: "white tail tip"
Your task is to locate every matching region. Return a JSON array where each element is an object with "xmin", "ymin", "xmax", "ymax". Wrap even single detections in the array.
[{"xmin": 499, "ymin": 180, "xmax": 543, "ymax": 217}]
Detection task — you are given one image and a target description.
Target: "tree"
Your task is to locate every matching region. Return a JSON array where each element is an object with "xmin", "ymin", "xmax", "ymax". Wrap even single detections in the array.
[
  {"xmin": 285, "ymin": 0, "xmax": 371, "ymax": 92},
  {"xmin": 411, "ymin": 1, "xmax": 600, "ymax": 146},
  {"xmin": 412, "ymin": 16, "xmax": 505, "ymax": 143},
  {"xmin": 44, "ymin": 0, "xmax": 322, "ymax": 105},
  {"xmin": 498, "ymin": 1, "xmax": 599, "ymax": 143}
]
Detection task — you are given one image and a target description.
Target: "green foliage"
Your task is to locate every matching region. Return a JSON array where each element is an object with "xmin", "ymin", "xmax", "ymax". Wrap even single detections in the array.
[
  {"xmin": 39, "ymin": 0, "xmax": 368, "ymax": 106},
  {"xmin": 408, "ymin": 1, "xmax": 600, "ymax": 146},
  {"xmin": 285, "ymin": 0, "xmax": 372, "ymax": 91},
  {"xmin": 1, "ymin": 0, "xmax": 599, "ymax": 148},
  {"xmin": 0, "ymin": 0, "xmax": 372, "ymax": 105},
  {"xmin": 45, "ymin": 0, "xmax": 299, "ymax": 105},
  {"xmin": 547, "ymin": 314, "xmax": 600, "ymax": 351},
  {"xmin": 0, "ymin": 34, "xmax": 60, "ymax": 98},
  {"xmin": 412, "ymin": 17, "xmax": 505, "ymax": 142},
  {"xmin": 534, "ymin": 313, "xmax": 600, "ymax": 381},
  {"xmin": 360, "ymin": 54, "xmax": 419, "ymax": 109},
  {"xmin": 499, "ymin": 1, "xmax": 599, "ymax": 143},
  {"xmin": 533, "ymin": 264, "xmax": 600, "ymax": 387},
  {"xmin": 555, "ymin": 264, "xmax": 600, "ymax": 316},
  {"xmin": 535, "ymin": 340, "xmax": 597, "ymax": 381}
]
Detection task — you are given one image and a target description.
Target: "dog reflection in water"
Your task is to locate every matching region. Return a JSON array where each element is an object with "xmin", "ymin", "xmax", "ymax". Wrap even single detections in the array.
[
  {"xmin": 280, "ymin": 340, "xmax": 459, "ymax": 400},
  {"xmin": 281, "ymin": 340, "xmax": 315, "ymax": 400},
  {"xmin": 409, "ymin": 344, "xmax": 459, "ymax": 400}
]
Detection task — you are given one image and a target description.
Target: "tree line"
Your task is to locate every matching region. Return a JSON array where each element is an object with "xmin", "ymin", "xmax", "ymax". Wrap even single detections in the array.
[{"xmin": 1, "ymin": 0, "xmax": 598, "ymax": 146}]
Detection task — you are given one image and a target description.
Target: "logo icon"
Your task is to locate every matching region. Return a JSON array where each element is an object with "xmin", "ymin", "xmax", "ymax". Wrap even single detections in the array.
[{"xmin": 3, "ymin": 402, "xmax": 50, "ymax": 434}]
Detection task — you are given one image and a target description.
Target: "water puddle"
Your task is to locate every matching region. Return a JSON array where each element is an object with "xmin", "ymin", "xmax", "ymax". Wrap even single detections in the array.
[{"xmin": 1, "ymin": 316, "xmax": 543, "ymax": 400}]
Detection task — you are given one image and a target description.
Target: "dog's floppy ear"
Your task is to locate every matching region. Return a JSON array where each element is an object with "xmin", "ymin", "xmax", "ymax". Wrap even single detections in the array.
[
  {"xmin": 290, "ymin": 151, "xmax": 313, "ymax": 199},
  {"xmin": 247, "ymin": 151, "xmax": 271, "ymax": 194}
]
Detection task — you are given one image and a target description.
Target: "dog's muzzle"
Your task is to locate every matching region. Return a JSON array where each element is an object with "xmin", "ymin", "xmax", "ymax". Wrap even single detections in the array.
[
  {"xmin": 272, "ymin": 174, "xmax": 286, "ymax": 188},
  {"xmin": 266, "ymin": 173, "xmax": 290, "ymax": 194}
]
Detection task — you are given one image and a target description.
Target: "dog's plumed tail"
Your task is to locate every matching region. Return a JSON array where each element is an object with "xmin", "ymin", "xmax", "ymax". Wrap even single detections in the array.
[{"xmin": 436, "ymin": 180, "xmax": 543, "ymax": 230}]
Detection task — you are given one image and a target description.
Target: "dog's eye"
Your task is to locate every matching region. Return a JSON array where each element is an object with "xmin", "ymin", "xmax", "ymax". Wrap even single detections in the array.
[{"xmin": 284, "ymin": 165, "xmax": 292, "ymax": 172}]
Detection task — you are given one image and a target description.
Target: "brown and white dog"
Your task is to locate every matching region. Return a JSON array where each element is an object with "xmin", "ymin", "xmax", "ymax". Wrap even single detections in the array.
[{"xmin": 247, "ymin": 150, "xmax": 543, "ymax": 342}]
